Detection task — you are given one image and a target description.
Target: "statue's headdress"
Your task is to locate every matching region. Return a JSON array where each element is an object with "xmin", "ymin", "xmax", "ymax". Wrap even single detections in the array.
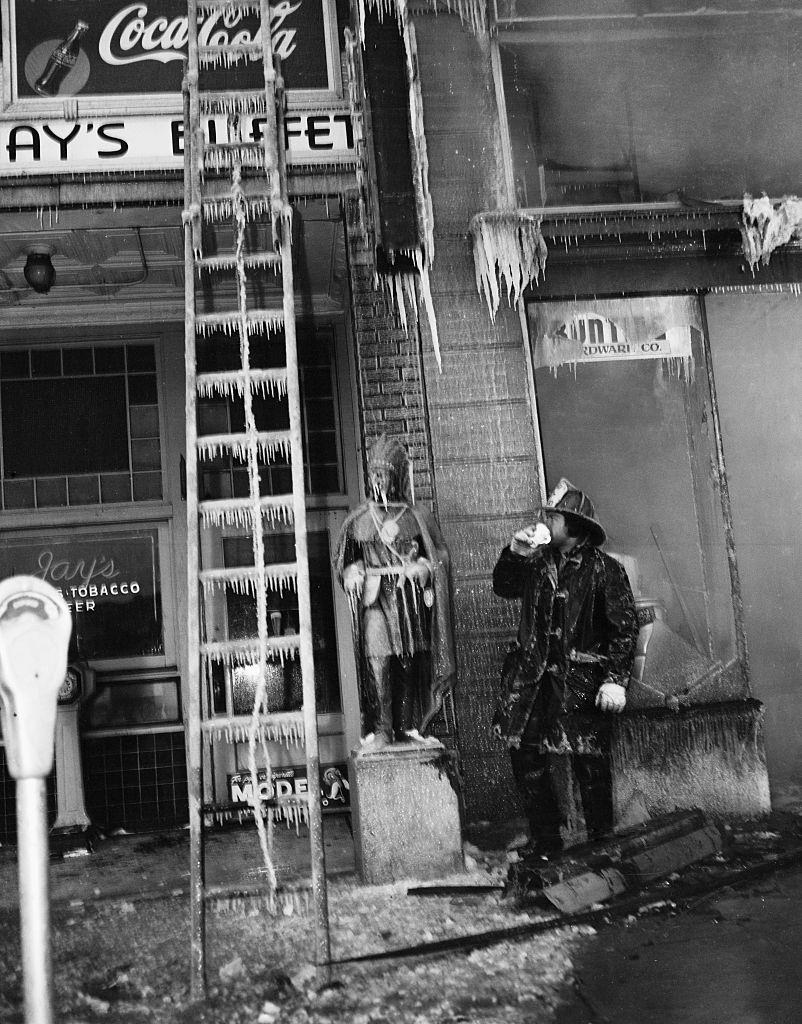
[{"xmin": 366, "ymin": 434, "xmax": 414, "ymax": 504}]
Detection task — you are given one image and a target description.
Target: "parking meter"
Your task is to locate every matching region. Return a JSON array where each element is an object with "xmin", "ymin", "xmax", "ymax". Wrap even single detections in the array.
[
  {"xmin": 0, "ymin": 576, "xmax": 72, "ymax": 780},
  {"xmin": 0, "ymin": 575, "xmax": 71, "ymax": 1024}
]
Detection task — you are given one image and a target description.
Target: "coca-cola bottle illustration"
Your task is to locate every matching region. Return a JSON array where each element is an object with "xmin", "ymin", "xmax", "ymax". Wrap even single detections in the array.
[{"xmin": 34, "ymin": 21, "xmax": 89, "ymax": 97}]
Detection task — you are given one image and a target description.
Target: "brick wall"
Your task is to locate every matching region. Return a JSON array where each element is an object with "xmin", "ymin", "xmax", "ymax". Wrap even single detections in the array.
[{"xmin": 345, "ymin": 208, "xmax": 435, "ymax": 508}]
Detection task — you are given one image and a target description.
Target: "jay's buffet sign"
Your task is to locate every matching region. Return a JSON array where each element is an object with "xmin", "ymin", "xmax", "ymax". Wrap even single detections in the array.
[{"xmin": 0, "ymin": 0, "xmax": 354, "ymax": 174}]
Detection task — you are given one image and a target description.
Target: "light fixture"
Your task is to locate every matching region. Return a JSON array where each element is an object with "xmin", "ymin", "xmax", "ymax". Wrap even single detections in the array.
[{"xmin": 24, "ymin": 247, "xmax": 56, "ymax": 293}]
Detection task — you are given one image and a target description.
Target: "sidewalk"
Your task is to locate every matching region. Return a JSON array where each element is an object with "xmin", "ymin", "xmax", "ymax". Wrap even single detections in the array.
[
  {"xmin": 1, "ymin": 811, "xmax": 801, "ymax": 1023},
  {"xmin": 0, "ymin": 812, "xmax": 357, "ymax": 914}
]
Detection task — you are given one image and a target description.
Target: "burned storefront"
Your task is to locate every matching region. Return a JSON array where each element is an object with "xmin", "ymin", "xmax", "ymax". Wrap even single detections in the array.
[
  {"xmin": 0, "ymin": 0, "xmax": 797, "ymax": 863},
  {"xmin": 393, "ymin": 0, "xmax": 802, "ymax": 824}
]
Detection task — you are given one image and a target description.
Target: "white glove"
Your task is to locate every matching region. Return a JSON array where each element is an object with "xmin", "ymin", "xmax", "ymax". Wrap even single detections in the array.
[
  {"xmin": 405, "ymin": 557, "xmax": 431, "ymax": 587},
  {"xmin": 596, "ymin": 681, "xmax": 627, "ymax": 714},
  {"xmin": 510, "ymin": 523, "xmax": 551, "ymax": 557},
  {"xmin": 342, "ymin": 561, "xmax": 365, "ymax": 595}
]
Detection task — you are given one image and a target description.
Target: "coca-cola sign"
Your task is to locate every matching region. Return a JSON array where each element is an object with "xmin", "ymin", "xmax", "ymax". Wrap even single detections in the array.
[{"xmin": 9, "ymin": 0, "xmax": 337, "ymax": 101}]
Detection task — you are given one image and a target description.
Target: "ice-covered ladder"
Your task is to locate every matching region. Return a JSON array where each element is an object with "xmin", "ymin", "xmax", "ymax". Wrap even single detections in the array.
[{"xmin": 182, "ymin": 0, "xmax": 330, "ymax": 997}]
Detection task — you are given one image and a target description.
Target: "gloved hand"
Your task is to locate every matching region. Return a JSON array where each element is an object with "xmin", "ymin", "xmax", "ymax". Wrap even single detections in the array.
[
  {"xmin": 405, "ymin": 557, "xmax": 432, "ymax": 587},
  {"xmin": 510, "ymin": 522, "xmax": 551, "ymax": 557},
  {"xmin": 342, "ymin": 561, "xmax": 365, "ymax": 595},
  {"xmin": 596, "ymin": 681, "xmax": 627, "ymax": 713}
]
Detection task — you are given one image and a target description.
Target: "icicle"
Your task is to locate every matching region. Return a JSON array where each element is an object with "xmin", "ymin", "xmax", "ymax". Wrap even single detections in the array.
[
  {"xmin": 196, "ymin": 369, "xmax": 288, "ymax": 399},
  {"xmin": 360, "ymin": 0, "xmax": 485, "ymax": 37},
  {"xmin": 196, "ymin": 431, "xmax": 291, "ymax": 464},
  {"xmin": 469, "ymin": 211, "xmax": 549, "ymax": 320},
  {"xmin": 741, "ymin": 193, "xmax": 802, "ymax": 272},
  {"xmin": 195, "ymin": 310, "xmax": 284, "ymax": 338}
]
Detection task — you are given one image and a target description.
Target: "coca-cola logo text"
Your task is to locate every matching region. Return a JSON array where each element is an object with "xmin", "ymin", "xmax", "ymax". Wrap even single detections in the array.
[{"xmin": 98, "ymin": 1, "xmax": 301, "ymax": 66}]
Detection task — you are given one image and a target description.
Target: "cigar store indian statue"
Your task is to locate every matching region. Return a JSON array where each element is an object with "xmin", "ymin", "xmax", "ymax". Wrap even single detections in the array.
[{"xmin": 334, "ymin": 436, "xmax": 456, "ymax": 750}]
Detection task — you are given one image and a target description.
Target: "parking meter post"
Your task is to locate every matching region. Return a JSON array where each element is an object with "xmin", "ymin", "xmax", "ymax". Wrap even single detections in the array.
[
  {"xmin": 16, "ymin": 777, "xmax": 54, "ymax": 1024},
  {"xmin": 0, "ymin": 576, "xmax": 72, "ymax": 1024}
]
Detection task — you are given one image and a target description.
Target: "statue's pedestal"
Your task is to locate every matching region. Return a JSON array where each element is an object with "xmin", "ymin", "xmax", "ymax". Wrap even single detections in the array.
[{"xmin": 350, "ymin": 740, "xmax": 463, "ymax": 885}]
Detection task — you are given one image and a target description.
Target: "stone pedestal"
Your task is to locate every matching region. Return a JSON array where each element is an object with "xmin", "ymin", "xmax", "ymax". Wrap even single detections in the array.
[{"xmin": 350, "ymin": 740, "xmax": 463, "ymax": 885}]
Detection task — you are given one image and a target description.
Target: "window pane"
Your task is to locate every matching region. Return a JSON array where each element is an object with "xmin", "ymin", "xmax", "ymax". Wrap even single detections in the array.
[
  {"xmin": 3, "ymin": 478, "xmax": 34, "ymax": 508},
  {"xmin": 2, "ymin": 376, "xmax": 128, "ymax": 476},
  {"xmin": 31, "ymin": 349, "xmax": 61, "ymax": 377},
  {"xmin": 1, "ymin": 350, "xmax": 29, "ymax": 379},
  {"xmin": 130, "ymin": 406, "xmax": 159, "ymax": 439},
  {"xmin": 131, "ymin": 439, "xmax": 161, "ymax": 472},
  {"xmin": 502, "ymin": 27, "xmax": 802, "ymax": 206},
  {"xmin": 126, "ymin": 346, "xmax": 156, "ymax": 372},
  {"xmin": 128, "ymin": 374, "xmax": 157, "ymax": 405},
  {"xmin": 0, "ymin": 530, "xmax": 164, "ymax": 660},
  {"xmin": 62, "ymin": 348, "xmax": 93, "ymax": 376},
  {"xmin": 94, "ymin": 346, "xmax": 125, "ymax": 373},
  {"xmin": 132, "ymin": 472, "xmax": 163, "ymax": 501},
  {"xmin": 35, "ymin": 477, "xmax": 68, "ymax": 508},
  {"xmin": 529, "ymin": 295, "xmax": 737, "ymax": 680},
  {"xmin": 84, "ymin": 678, "xmax": 180, "ymax": 728},
  {"xmin": 67, "ymin": 475, "xmax": 100, "ymax": 505},
  {"xmin": 223, "ymin": 530, "xmax": 341, "ymax": 713},
  {"xmin": 101, "ymin": 474, "xmax": 132, "ymax": 503}
]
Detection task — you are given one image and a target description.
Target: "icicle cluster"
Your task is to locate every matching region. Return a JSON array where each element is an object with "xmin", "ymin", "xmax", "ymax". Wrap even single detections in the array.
[
  {"xmin": 741, "ymin": 194, "xmax": 802, "ymax": 272},
  {"xmin": 470, "ymin": 211, "xmax": 549, "ymax": 319},
  {"xmin": 376, "ymin": 248, "xmax": 442, "ymax": 370},
  {"xmin": 709, "ymin": 282, "xmax": 802, "ymax": 296},
  {"xmin": 202, "ymin": 711, "xmax": 305, "ymax": 747},
  {"xmin": 197, "ymin": 0, "xmax": 261, "ymax": 14},
  {"xmin": 196, "ymin": 368, "xmax": 288, "ymax": 399},
  {"xmin": 199, "ymin": 496, "xmax": 294, "ymax": 528},
  {"xmin": 202, "ymin": 194, "xmax": 273, "ymax": 223},
  {"xmin": 195, "ymin": 310, "xmax": 285, "ymax": 337},
  {"xmin": 198, "ymin": 42, "xmax": 262, "ymax": 69},
  {"xmin": 200, "ymin": 88, "xmax": 268, "ymax": 115},
  {"xmin": 203, "ymin": 144, "xmax": 264, "ymax": 173},
  {"xmin": 196, "ymin": 430, "xmax": 291, "ymax": 463},
  {"xmin": 201, "ymin": 564, "xmax": 298, "ymax": 597},
  {"xmin": 357, "ymin": 0, "xmax": 486, "ymax": 38},
  {"xmin": 202, "ymin": 635, "xmax": 300, "ymax": 669},
  {"xmin": 612, "ymin": 702, "xmax": 763, "ymax": 770}
]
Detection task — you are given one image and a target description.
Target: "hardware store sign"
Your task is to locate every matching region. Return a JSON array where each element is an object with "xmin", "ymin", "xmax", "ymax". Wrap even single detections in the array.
[{"xmin": 0, "ymin": 0, "xmax": 352, "ymax": 174}]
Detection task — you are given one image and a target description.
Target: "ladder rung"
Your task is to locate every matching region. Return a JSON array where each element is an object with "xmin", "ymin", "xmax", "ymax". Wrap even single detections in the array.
[
  {"xmin": 195, "ymin": 310, "xmax": 285, "ymax": 336},
  {"xmin": 202, "ymin": 146, "xmax": 266, "ymax": 173},
  {"xmin": 198, "ymin": 43, "xmax": 264, "ymax": 66},
  {"xmin": 201, "ymin": 710, "xmax": 305, "ymax": 745},
  {"xmin": 196, "ymin": 253, "xmax": 280, "ymax": 273},
  {"xmin": 201, "ymin": 636, "xmax": 300, "ymax": 664},
  {"xmin": 200, "ymin": 564, "xmax": 298, "ymax": 594},
  {"xmin": 198, "ymin": 495, "xmax": 294, "ymax": 527},
  {"xmin": 198, "ymin": 89, "xmax": 269, "ymax": 115},
  {"xmin": 196, "ymin": 368, "xmax": 288, "ymax": 398},
  {"xmin": 196, "ymin": 0, "xmax": 261, "ymax": 10},
  {"xmin": 196, "ymin": 430, "xmax": 291, "ymax": 462},
  {"xmin": 202, "ymin": 881, "xmax": 312, "ymax": 907}
]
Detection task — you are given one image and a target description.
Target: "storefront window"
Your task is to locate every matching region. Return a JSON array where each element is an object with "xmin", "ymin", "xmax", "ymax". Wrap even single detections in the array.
[
  {"xmin": 0, "ymin": 343, "xmax": 162, "ymax": 509},
  {"xmin": 0, "ymin": 528, "xmax": 164, "ymax": 661},
  {"xmin": 221, "ymin": 529, "xmax": 342, "ymax": 714},
  {"xmin": 529, "ymin": 295, "xmax": 737, "ymax": 677},
  {"xmin": 196, "ymin": 326, "xmax": 344, "ymax": 500},
  {"xmin": 499, "ymin": 19, "xmax": 802, "ymax": 206},
  {"xmin": 84, "ymin": 676, "xmax": 180, "ymax": 729}
]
